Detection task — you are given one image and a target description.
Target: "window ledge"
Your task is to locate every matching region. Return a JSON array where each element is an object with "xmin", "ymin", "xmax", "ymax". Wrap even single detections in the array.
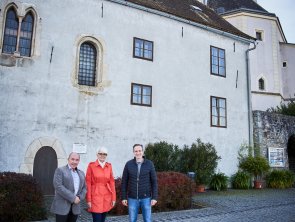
[
  {"xmin": 0, "ymin": 54, "xmax": 34, "ymax": 67},
  {"xmin": 73, "ymin": 80, "xmax": 111, "ymax": 95}
]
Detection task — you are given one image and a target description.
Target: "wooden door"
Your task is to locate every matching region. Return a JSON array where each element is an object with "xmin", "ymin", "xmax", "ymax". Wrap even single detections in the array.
[{"xmin": 33, "ymin": 146, "xmax": 57, "ymax": 195}]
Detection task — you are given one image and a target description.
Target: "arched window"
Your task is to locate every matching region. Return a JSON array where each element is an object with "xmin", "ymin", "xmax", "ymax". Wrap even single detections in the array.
[
  {"xmin": 19, "ymin": 12, "xmax": 34, "ymax": 56},
  {"xmin": 78, "ymin": 42, "xmax": 97, "ymax": 86},
  {"xmin": 2, "ymin": 8, "xmax": 35, "ymax": 57},
  {"xmin": 258, "ymin": 78, "xmax": 265, "ymax": 90},
  {"xmin": 2, "ymin": 8, "xmax": 18, "ymax": 54}
]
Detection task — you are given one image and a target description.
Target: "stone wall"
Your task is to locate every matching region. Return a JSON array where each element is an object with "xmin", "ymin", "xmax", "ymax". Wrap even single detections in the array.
[{"xmin": 253, "ymin": 110, "xmax": 295, "ymax": 168}]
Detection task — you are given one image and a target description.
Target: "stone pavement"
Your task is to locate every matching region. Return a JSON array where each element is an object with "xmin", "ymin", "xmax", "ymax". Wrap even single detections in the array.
[{"xmin": 45, "ymin": 188, "xmax": 295, "ymax": 222}]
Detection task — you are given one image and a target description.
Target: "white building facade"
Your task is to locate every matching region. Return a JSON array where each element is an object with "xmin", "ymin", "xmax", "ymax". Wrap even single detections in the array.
[
  {"xmin": 208, "ymin": 0, "xmax": 295, "ymax": 111},
  {"xmin": 0, "ymin": 0, "xmax": 253, "ymax": 193}
]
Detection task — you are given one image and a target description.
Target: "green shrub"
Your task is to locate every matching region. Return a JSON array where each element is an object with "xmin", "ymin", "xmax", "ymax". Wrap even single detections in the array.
[
  {"xmin": 110, "ymin": 172, "xmax": 195, "ymax": 215},
  {"xmin": 181, "ymin": 139, "xmax": 221, "ymax": 186},
  {"xmin": 266, "ymin": 170, "xmax": 295, "ymax": 188},
  {"xmin": 231, "ymin": 171, "xmax": 251, "ymax": 189},
  {"xmin": 0, "ymin": 172, "xmax": 47, "ymax": 222},
  {"xmin": 266, "ymin": 101, "xmax": 295, "ymax": 116},
  {"xmin": 209, "ymin": 173, "xmax": 228, "ymax": 191},
  {"xmin": 239, "ymin": 156, "xmax": 270, "ymax": 181},
  {"xmin": 145, "ymin": 142, "xmax": 181, "ymax": 172}
]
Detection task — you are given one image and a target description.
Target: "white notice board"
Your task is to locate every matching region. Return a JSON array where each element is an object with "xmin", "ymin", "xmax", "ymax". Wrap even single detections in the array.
[
  {"xmin": 268, "ymin": 147, "xmax": 284, "ymax": 167},
  {"xmin": 73, "ymin": 143, "xmax": 87, "ymax": 154}
]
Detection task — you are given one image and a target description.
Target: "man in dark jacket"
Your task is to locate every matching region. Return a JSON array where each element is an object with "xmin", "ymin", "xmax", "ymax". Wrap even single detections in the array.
[{"xmin": 121, "ymin": 144, "xmax": 158, "ymax": 222}]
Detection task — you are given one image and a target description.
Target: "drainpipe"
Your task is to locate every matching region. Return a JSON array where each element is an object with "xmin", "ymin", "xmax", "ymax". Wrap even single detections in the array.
[{"xmin": 246, "ymin": 41, "xmax": 257, "ymax": 148}]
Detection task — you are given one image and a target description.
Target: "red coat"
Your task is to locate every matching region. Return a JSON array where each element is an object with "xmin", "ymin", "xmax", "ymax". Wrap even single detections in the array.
[{"xmin": 86, "ymin": 160, "xmax": 116, "ymax": 213}]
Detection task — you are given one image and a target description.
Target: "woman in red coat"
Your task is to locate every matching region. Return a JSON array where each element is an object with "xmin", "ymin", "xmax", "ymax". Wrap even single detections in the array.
[{"xmin": 86, "ymin": 147, "xmax": 116, "ymax": 222}]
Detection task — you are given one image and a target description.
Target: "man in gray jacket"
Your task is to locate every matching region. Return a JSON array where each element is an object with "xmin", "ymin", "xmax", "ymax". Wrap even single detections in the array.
[{"xmin": 51, "ymin": 152, "xmax": 87, "ymax": 222}]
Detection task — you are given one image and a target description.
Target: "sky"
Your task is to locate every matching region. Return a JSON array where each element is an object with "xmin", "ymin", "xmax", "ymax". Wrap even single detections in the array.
[{"xmin": 258, "ymin": 0, "xmax": 295, "ymax": 43}]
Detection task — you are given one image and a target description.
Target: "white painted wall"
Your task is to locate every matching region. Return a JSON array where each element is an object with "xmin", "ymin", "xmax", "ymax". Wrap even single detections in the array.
[
  {"xmin": 280, "ymin": 43, "xmax": 295, "ymax": 100},
  {"xmin": 224, "ymin": 13, "xmax": 288, "ymax": 111},
  {"xmin": 0, "ymin": 0, "xmax": 250, "ymax": 177}
]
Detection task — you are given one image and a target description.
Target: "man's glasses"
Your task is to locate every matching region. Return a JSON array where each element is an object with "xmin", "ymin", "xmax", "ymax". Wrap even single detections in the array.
[{"xmin": 98, "ymin": 153, "xmax": 107, "ymax": 156}]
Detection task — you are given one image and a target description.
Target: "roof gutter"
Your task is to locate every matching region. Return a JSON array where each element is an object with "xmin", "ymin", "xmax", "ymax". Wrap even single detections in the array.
[
  {"xmin": 106, "ymin": 0, "xmax": 253, "ymax": 44},
  {"xmin": 246, "ymin": 41, "xmax": 257, "ymax": 148}
]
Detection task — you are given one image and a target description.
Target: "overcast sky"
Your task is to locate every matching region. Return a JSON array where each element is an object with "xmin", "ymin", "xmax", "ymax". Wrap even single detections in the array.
[{"xmin": 258, "ymin": 0, "xmax": 295, "ymax": 43}]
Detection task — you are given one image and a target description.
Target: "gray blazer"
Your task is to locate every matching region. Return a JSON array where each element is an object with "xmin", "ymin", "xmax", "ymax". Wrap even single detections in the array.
[{"xmin": 50, "ymin": 165, "xmax": 87, "ymax": 215}]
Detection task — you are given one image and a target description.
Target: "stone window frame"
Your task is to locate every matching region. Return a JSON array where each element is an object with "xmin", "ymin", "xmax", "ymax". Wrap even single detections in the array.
[
  {"xmin": 72, "ymin": 36, "xmax": 110, "ymax": 94},
  {"xmin": 0, "ymin": 3, "xmax": 37, "ymax": 58}
]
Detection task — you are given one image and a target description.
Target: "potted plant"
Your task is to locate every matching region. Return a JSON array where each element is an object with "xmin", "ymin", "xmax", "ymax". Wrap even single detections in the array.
[
  {"xmin": 239, "ymin": 155, "xmax": 270, "ymax": 188},
  {"xmin": 209, "ymin": 173, "xmax": 228, "ymax": 191},
  {"xmin": 180, "ymin": 139, "xmax": 221, "ymax": 192},
  {"xmin": 231, "ymin": 171, "xmax": 251, "ymax": 189}
]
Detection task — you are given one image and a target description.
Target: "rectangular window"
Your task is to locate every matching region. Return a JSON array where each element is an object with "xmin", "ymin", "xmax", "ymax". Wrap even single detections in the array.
[
  {"xmin": 256, "ymin": 31, "xmax": 263, "ymax": 41},
  {"xmin": 211, "ymin": 96, "xmax": 227, "ymax": 127},
  {"xmin": 131, "ymin": 83, "xmax": 152, "ymax": 107},
  {"xmin": 283, "ymin": 61, "xmax": 287, "ymax": 68},
  {"xmin": 133, "ymin": 37, "xmax": 153, "ymax": 61},
  {"xmin": 210, "ymin": 46, "xmax": 226, "ymax": 77}
]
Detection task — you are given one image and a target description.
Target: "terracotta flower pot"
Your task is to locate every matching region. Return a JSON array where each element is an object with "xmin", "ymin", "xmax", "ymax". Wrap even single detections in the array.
[
  {"xmin": 196, "ymin": 184, "xmax": 205, "ymax": 192},
  {"xmin": 254, "ymin": 180, "xmax": 263, "ymax": 189}
]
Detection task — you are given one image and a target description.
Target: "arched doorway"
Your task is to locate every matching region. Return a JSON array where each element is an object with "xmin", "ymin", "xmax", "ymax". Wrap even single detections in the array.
[
  {"xmin": 33, "ymin": 146, "xmax": 57, "ymax": 195},
  {"xmin": 287, "ymin": 135, "xmax": 295, "ymax": 174}
]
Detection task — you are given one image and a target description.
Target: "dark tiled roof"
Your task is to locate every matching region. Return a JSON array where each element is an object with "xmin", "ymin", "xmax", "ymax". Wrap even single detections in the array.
[
  {"xmin": 207, "ymin": 0, "xmax": 269, "ymax": 14},
  {"xmin": 125, "ymin": 0, "xmax": 253, "ymax": 40}
]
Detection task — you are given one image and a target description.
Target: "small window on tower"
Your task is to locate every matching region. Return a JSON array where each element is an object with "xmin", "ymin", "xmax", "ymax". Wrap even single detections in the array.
[
  {"xmin": 258, "ymin": 78, "xmax": 265, "ymax": 90},
  {"xmin": 256, "ymin": 31, "xmax": 263, "ymax": 41},
  {"xmin": 283, "ymin": 61, "xmax": 287, "ymax": 68}
]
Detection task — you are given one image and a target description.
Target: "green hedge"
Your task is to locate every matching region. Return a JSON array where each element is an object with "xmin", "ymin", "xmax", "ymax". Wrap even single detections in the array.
[
  {"xmin": 145, "ymin": 139, "xmax": 221, "ymax": 186},
  {"xmin": 266, "ymin": 170, "xmax": 295, "ymax": 188},
  {"xmin": 0, "ymin": 172, "xmax": 47, "ymax": 222}
]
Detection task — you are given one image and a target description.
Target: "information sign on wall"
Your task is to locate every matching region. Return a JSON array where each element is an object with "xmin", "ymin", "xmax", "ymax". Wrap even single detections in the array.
[
  {"xmin": 268, "ymin": 147, "xmax": 284, "ymax": 167},
  {"xmin": 73, "ymin": 143, "xmax": 87, "ymax": 154}
]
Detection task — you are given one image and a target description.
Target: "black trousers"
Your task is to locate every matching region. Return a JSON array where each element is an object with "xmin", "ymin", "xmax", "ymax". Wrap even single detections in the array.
[
  {"xmin": 92, "ymin": 212, "xmax": 107, "ymax": 222},
  {"xmin": 56, "ymin": 207, "xmax": 78, "ymax": 222}
]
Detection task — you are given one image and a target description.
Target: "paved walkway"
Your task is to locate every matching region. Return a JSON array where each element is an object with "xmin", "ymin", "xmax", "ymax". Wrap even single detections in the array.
[{"xmin": 45, "ymin": 188, "xmax": 295, "ymax": 222}]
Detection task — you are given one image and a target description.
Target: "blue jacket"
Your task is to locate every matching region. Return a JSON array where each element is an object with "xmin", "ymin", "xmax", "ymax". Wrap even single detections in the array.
[{"xmin": 121, "ymin": 158, "xmax": 158, "ymax": 200}]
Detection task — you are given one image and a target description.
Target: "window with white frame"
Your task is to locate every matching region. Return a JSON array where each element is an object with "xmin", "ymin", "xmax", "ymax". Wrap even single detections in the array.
[
  {"xmin": 131, "ymin": 83, "xmax": 152, "ymax": 107},
  {"xmin": 211, "ymin": 96, "xmax": 227, "ymax": 127}
]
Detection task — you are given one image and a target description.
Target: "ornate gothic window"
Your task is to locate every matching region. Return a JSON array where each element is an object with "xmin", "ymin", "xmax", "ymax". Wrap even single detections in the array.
[{"xmin": 2, "ymin": 7, "xmax": 34, "ymax": 57}]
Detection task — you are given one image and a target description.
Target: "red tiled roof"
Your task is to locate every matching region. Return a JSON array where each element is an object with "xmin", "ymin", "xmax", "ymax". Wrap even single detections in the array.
[{"xmin": 125, "ymin": 0, "xmax": 253, "ymax": 40}]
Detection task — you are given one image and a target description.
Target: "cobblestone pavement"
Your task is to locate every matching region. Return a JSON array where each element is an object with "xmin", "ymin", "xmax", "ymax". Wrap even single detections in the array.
[{"xmin": 44, "ymin": 188, "xmax": 295, "ymax": 222}]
